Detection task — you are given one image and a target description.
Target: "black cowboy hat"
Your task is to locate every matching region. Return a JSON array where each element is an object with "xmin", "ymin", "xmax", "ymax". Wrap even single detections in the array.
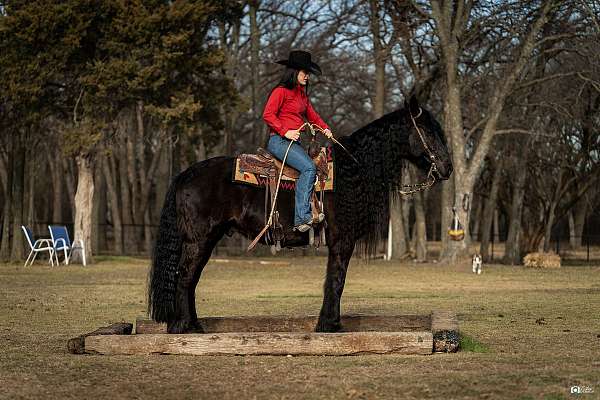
[{"xmin": 276, "ymin": 50, "xmax": 322, "ymax": 76}]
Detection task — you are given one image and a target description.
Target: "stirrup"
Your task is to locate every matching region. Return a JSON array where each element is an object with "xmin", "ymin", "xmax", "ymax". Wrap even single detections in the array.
[
  {"xmin": 294, "ymin": 222, "xmax": 312, "ymax": 233},
  {"xmin": 313, "ymin": 213, "xmax": 325, "ymax": 224}
]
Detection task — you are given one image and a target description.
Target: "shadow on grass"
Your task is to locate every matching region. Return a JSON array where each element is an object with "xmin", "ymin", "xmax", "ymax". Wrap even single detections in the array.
[{"xmin": 94, "ymin": 255, "xmax": 148, "ymax": 263}]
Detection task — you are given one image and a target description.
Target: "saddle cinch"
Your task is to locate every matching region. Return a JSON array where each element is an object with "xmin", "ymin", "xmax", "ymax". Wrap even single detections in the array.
[{"xmin": 233, "ymin": 146, "xmax": 334, "ymax": 252}]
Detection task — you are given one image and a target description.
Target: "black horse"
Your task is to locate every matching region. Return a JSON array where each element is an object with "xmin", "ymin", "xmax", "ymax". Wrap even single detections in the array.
[{"xmin": 148, "ymin": 96, "xmax": 453, "ymax": 333}]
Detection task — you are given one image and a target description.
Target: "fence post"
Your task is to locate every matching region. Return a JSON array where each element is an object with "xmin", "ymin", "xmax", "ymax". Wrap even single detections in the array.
[
  {"xmin": 556, "ymin": 236, "xmax": 559, "ymax": 255},
  {"xmin": 491, "ymin": 233, "xmax": 494, "ymax": 262}
]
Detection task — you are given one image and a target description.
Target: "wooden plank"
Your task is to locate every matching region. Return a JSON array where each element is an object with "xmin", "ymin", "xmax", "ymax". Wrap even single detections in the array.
[
  {"xmin": 85, "ymin": 331, "xmax": 433, "ymax": 356},
  {"xmin": 67, "ymin": 322, "xmax": 132, "ymax": 354},
  {"xmin": 135, "ymin": 314, "xmax": 431, "ymax": 334},
  {"xmin": 431, "ymin": 311, "xmax": 460, "ymax": 353}
]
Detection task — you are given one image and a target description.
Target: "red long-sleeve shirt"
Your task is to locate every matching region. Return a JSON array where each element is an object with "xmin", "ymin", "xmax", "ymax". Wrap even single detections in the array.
[{"xmin": 263, "ymin": 85, "xmax": 329, "ymax": 137}]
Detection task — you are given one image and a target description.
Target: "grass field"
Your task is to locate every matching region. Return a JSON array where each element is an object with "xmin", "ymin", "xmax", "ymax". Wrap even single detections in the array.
[{"xmin": 1, "ymin": 255, "xmax": 599, "ymax": 399}]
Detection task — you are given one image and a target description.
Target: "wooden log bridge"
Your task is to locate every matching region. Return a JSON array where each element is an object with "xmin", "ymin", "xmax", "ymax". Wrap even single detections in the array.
[{"xmin": 68, "ymin": 311, "xmax": 459, "ymax": 356}]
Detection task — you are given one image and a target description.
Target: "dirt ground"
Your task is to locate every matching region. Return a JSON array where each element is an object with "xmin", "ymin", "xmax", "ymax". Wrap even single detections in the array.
[{"xmin": 1, "ymin": 255, "xmax": 599, "ymax": 400}]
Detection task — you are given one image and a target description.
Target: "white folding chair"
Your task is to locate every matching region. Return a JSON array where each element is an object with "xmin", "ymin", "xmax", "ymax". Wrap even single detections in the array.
[{"xmin": 21, "ymin": 226, "xmax": 55, "ymax": 267}]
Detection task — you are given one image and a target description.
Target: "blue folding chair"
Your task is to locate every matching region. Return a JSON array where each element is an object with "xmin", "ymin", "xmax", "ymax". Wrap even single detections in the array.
[
  {"xmin": 21, "ymin": 226, "xmax": 56, "ymax": 267},
  {"xmin": 48, "ymin": 225, "xmax": 87, "ymax": 266}
]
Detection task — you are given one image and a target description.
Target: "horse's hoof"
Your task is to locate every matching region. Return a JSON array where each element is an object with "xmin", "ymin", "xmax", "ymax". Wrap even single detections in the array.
[
  {"xmin": 167, "ymin": 320, "xmax": 204, "ymax": 334},
  {"xmin": 315, "ymin": 320, "xmax": 342, "ymax": 333}
]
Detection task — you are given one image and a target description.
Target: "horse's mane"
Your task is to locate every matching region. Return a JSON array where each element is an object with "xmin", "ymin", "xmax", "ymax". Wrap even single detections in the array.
[{"xmin": 334, "ymin": 107, "xmax": 413, "ymax": 257}]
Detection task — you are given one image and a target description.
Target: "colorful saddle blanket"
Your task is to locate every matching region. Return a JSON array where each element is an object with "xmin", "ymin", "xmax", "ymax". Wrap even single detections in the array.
[{"xmin": 233, "ymin": 146, "xmax": 334, "ymax": 192}]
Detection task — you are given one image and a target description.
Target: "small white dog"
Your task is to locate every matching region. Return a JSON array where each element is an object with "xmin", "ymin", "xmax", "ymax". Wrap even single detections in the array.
[{"xmin": 472, "ymin": 254, "xmax": 483, "ymax": 274}]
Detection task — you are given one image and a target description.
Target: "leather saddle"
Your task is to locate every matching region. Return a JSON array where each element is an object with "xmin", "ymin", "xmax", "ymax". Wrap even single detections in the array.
[
  {"xmin": 236, "ymin": 147, "xmax": 329, "ymax": 252},
  {"xmin": 238, "ymin": 147, "xmax": 328, "ymax": 182}
]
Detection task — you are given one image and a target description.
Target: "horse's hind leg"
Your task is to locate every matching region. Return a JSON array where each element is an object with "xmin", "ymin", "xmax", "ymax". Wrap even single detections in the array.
[{"xmin": 168, "ymin": 233, "xmax": 222, "ymax": 334}]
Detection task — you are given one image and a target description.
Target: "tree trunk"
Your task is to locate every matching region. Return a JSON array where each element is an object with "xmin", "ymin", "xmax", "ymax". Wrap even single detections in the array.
[
  {"xmin": 102, "ymin": 156, "xmax": 124, "ymax": 255},
  {"xmin": 10, "ymin": 134, "xmax": 26, "ymax": 262},
  {"xmin": 0, "ymin": 203, "xmax": 10, "ymax": 261},
  {"xmin": 62, "ymin": 158, "xmax": 76, "ymax": 216},
  {"xmin": 439, "ymin": 175, "xmax": 454, "ymax": 260},
  {"xmin": 471, "ymin": 196, "xmax": 481, "ymax": 242},
  {"xmin": 0, "ymin": 150, "xmax": 7, "ymax": 201},
  {"xmin": 503, "ymin": 163, "xmax": 527, "ymax": 265},
  {"xmin": 389, "ymin": 193, "xmax": 409, "ymax": 260},
  {"xmin": 25, "ymin": 151, "xmax": 35, "ymax": 229},
  {"xmin": 542, "ymin": 169, "xmax": 563, "ymax": 252},
  {"xmin": 133, "ymin": 103, "xmax": 146, "ymax": 251},
  {"xmin": 542, "ymin": 202, "xmax": 558, "ymax": 252},
  {"xmin": 570, "ymin": 198, "xmax": 587, "ymax": 248},
  {"xmin": 413, "ymin": 189, "xmax": 428, "ymax": 261},
  {"xmin": 0, "ymin": 135, "xmax": 14, "ymax": 261},
  {"xmin": 127, "ymin": 109, "xmax": 139, "ymax": 225},
  {"xmin": 249, "ymin": 0, "xmax": 261, "ymax": 147},
  {"xmin": 493, "ymin": 209, "xmax": 500, "ymax": 242},
  {"xmin": 144, "ymin": 208, "xmax": 152, "ymax": 254},
  {"xmin": 72, "ymin": 155, "xmax": 95, "ymax": 264},
  {"xmin": 401, "ymin": 169, "xmax": 412, "ymax": 247},
  {"xmin": 95, "ymin": 165, "xmax": 107, "ymax": 254},
  {"xmin": 47, "ymin": 151, "xmax": 63, "ymax": 223},
  {"xmin": 154, "ymin": 143, "xmax": 170, "ymax": 223},
  {"xmin": 218, "ymin": 18, "xmax": 240, "ymax": 156},
  {"xmin": 480, "ymin": 164, "xmax": 502, "ymax": 261},
  {"xmin": 118, "ymin": 129, "xmax": 136, "ymax": 253},
  {"xmin": 0, "ymin": 150, "xmax": 7, "ymax": 249},
  {"xmin": 369, "ymin": 0, "xmax": 386, "ymax": 119}
]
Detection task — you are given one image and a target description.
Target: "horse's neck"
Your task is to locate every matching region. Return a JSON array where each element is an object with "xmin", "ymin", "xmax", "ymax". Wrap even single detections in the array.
[{"xmin": 345, "ymin": 110, "xmax": 411, "ymax": 185}]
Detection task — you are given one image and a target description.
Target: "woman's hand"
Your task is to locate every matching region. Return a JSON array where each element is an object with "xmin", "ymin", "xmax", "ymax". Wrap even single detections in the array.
[
  {"xmin": 323, "ymin": 128, "xmax": 333, "ymax": 139},
  {"xmin": 284, "ymin": 129, "xmax": 300, "ymax": 141}
]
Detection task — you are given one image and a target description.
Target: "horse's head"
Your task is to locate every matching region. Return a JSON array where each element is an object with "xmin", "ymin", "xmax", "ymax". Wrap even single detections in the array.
[{"xmin": 404, "ymin": 95, "xmax": 453, "ymax": 181}]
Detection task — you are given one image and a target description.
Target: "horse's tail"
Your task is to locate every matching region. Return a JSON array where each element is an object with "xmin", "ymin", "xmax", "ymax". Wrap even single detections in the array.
[{"xmin": 148, "ymin": 177, "xmax": 182, "ymax": 323}]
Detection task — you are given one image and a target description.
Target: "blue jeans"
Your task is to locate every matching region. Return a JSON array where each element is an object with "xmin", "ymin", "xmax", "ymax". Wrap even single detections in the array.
[{"xmin": 267, "ymin": 135, "xmax": 316, "ymax": 226}]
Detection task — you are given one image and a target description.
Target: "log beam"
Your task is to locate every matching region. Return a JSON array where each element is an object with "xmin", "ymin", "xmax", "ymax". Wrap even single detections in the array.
[
  {"xmin": 67, "ymin": 322, "xmax": 133, "ymax": 354},
  {"xmin": 84, "ymin": 331, "xmax": 433, "ymax": 356}
]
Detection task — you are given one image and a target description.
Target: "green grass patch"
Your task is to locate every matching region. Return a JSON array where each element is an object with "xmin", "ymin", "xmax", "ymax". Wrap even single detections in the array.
[{"xmin": 459, "ymin": 334, "xmax": 490, "ymax": 352}]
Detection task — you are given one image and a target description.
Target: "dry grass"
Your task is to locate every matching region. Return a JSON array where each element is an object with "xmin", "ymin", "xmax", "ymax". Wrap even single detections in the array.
[
  {"xmin": 1, "ymin": 255, "xmax": 599, "ymax": 400},
  {"xmin": 524, "ymin": 252, "xmax": 562, "ymax": 269}
]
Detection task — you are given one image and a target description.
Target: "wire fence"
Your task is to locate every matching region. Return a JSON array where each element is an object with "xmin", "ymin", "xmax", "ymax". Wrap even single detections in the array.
[
  {"xmin": 471, "ymin": 233, "xmax": 600, "ymax": 264},
  {"xmin": 5, "ymin": 221, "xmax": 600, "ymax": 263}
]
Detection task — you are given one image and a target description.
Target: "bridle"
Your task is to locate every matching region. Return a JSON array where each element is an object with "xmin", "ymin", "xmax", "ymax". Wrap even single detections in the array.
[{"xmin": 398, "ymin": 108, "xmax": 438, "ymax": 196}]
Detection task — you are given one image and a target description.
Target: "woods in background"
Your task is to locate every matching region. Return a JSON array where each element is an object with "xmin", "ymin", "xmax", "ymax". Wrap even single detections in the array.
[{"xmin": 1, "ymin": 0, "xmax": 599, "ymax": 263}]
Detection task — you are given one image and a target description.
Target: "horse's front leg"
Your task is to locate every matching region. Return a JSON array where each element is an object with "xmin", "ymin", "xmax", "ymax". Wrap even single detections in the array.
[{"xmin": 316, "ymin": 240, "xmax": 355, "ymax": 332}]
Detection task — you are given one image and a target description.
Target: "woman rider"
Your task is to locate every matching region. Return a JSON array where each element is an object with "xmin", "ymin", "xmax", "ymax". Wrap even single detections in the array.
[{"xmin": 262, "ymin": 50, "xmax": 333, "ymax": 233}]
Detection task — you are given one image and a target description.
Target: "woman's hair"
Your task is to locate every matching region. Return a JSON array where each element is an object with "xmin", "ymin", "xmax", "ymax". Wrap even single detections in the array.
[
  {"xmin": 271, "ymin": 67, "xmax": 310, "ymax": 95},
  {"xmin": 276, "ymin": 67, "xmax": 299, "ymax": 89}
]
